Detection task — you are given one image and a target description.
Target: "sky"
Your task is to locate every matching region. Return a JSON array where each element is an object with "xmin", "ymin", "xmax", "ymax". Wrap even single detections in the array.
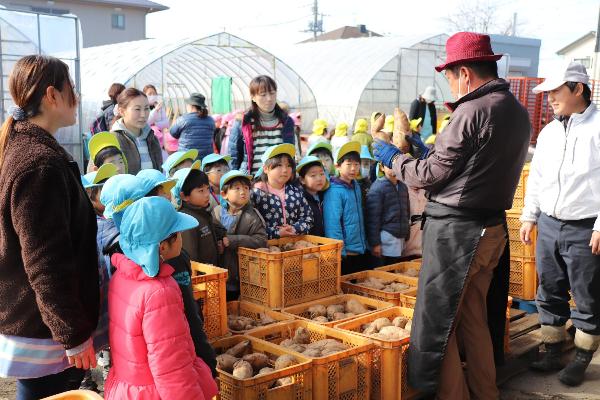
[{"xmin": 147, "ymin": 0, "xmax": 600, "ymax": 76}]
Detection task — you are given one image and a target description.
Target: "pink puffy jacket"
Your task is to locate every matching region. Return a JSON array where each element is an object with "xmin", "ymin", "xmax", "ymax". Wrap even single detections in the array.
[{"xmin": 104, "ymin": 254, "xmax": 218, "ymax": 400}]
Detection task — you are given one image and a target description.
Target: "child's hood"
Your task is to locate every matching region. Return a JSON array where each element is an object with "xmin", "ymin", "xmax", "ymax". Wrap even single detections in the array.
[
  {"xmin": 330, "ymin": 177, "xmax": 356, "ymax": 190},
  {"xmin": 111, "ymin": 253, "xmax": 174, "ymax": 281}
]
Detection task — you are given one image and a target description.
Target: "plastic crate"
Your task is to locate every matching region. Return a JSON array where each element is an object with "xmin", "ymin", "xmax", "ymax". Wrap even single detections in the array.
[
  {"xmin": 335, "ymin": 307, "xmax": 417, "ymax": 400},
  {"xmin": 211, "ymin": 335, "xmax": 313, "ymax": 400},
  {"xmin": 509, "ymin": 256, "xmax": 538, "ymax": 300},
  {"xmin": 227, "ymin": 301, "xmax": 294, "ymax": 334},
  {"xmin": 341, "ymin": 270, "xmax": 416, "ymax": 306},
  {"xmin": 399, "ymin": 288, "xmax": 417, "ymax": 309},
  {"xmin": 238, "ymin": 235, "xmax": 343, "ymax": 309},
  {"xmin": 509, "ymin": 163, "xmax": 530, "ymax": 211},
  {"xmin": 42, "ymin": 391, "xmax": 104, "ymax": 400},
  {"xmin": 191, "ymin": 262, "xmax": 229, "ymax": 340},
  {"xmin": 506, "ymin": 211, "xmax": 536, "ymax": 258},
  {"xmin": 248, "ymin": 320, "xmax": 373, "ymax": 400},
  {"xmin": 281, "ymin": 294, "xmax": 393, "ymax": 328},
  {"xmin": 374, "ymin": 261, "xmax": 421, "ymax": 284}
]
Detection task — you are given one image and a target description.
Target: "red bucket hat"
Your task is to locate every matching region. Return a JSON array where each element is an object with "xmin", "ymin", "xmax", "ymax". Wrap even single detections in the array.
[{"xmin": 435, "ymin": 32, "xmax": 503, "ymax": 72}]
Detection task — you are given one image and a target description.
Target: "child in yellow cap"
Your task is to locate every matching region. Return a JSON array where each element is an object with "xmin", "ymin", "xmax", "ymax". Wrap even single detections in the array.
[
  {"xmin": 307, "ymin": 118, "xmax": 329, "ymax": 148},
  {"xmin": 331, "ymin": 122, "xmax": 350, "ymax": 155},
  {"xmin": 88, "ymin": 132, "xmax": 128, "ymax": 174},
  {"xmin": 351, "ymin": 118, "xmax": 373, "ymax": 147},
  {"xmin": 252, "ymin": 144, "xmax": 313, "ymax": 239}
]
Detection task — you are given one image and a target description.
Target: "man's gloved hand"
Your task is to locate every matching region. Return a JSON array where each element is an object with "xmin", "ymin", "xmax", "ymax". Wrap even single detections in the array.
[
  {"xmin": 406, "ymin": 134, "xmax": 429, "ymax": 160},
  {"xmin": 373, "ymin": 139, "xmax": 401, "ymax": 168}
]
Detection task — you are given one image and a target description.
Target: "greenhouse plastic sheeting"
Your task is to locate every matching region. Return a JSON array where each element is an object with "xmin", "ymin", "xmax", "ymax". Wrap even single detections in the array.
[
  {"xmin": 81, "ymin": 32, "xmax": 318, "ymax": 132},
  {"xmin": 275, "ymin": 34, "xmax": 456, "ymax": 128},
  {"xmin": 0, "ymin": 8, "xmax": 83, "ymax": 165}
]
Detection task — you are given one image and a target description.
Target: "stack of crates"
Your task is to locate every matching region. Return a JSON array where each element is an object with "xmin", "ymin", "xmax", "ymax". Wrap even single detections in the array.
[{"xmin": 506, "ymin": 164, "xmax": 538, "ymax": 301}]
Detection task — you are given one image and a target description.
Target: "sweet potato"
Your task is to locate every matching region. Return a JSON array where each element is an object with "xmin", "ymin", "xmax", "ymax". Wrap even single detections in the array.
[
  {"xmin": 259, "ymin": 312, "xmax": 276, "ymax": 326},
  {"xmin": 312, "ymin": 316, "xmax": 329, "ymax": 323},
  {"xmin": 279, "ymin": 339, "xmax": 296, "ymax": 348},
  {"xmin": 332, "ymin": 312, "xmax": 347, "ymax": 321},
  {"xmin": 232, "ymin": 360, "xmax": 254, "ymax": 379},
  {"xmin": 287, "ymin": 343, "xmax": 307, "ymax": 353},
  {"xmin": 326, "ymin": 304, "xmax": 345, "ymax": 319},
  {"xmin": 293, "ymin": 327, "xmax": 311, "ymax": 344},
  {"xmin": 274, "ymin": 354, "xmax": 297, "ymax": 370},
  {"xmin": 376, "ymin": 325, "xmax": 409, "ymax": 340},
  {"xmin": 404, "ymin": 268, "xmax": 419, "ymax": 277},
  {"xmin": 405, "ymin": 320, "xmax": 412, "ymax": 332},
  {"xmin": 392, "ymin": 316, "xmax": 409, "ymax": 328},
  {"xmin": 242, "ymin": 352, "xmax": 270, "ymax": 371},
  {"xmin": 269, "ymin": 246, "xmax": 282, "ymax": 253},
  {"xmin": 257, "ymin": 367, "xmax": 275, "ymax": 376},
  {"xmin": 302, "ymin": 348, "xmax": 323, "ymax": 357},
  {"xmin": 307, "ymin": 304, "xmax": 327, "ymax": 319},
  {"xmin": 216, "ymin": 354, "xmax": 238, "ymax": 373},
  {"xmin": 275, "ymin": 377, "xmax": 293, "ymax": 387},
  {"xmin": 226, "ymin": 340, "xmax": 250, "ymax": 357},
  {"xmin": 345, "ymin": 299, "xmax": 368, "ymax": 315},
  {"xmin": 372, "ymin": 317, "xmax": 392, "ymax": 331}
]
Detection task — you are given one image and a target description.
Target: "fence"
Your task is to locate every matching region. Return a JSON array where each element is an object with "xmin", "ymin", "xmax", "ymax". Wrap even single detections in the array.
[{"xmin": 507, "ymin": 77, "xmax": 600, "ymax": 144}]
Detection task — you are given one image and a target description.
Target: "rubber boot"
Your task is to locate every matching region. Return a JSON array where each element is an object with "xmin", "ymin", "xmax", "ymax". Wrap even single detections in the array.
[
  {"xmin": 557, "ymin": 347, "xmax": 595, "ymax": 386},
  {"xmin": 530, "ymin": 342, "xmax": 564, "ymax": 372}
]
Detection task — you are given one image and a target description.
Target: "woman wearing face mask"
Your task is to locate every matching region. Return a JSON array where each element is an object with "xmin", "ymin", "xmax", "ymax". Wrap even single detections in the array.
[
  {"xmin": 143, "ymin": 84, "xmax": 169, "ymax": 160},
  {"xmin": 111, "ymin": 88, "xmax": 163, "ymax": 174},
  {"xmin": 231, "ymin": 75, "xmax": 295, "ymax": 176}
]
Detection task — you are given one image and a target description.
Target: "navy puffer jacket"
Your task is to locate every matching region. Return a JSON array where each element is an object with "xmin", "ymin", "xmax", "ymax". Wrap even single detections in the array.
[
  {"xmin": 365, "ymin": 177, "xmax": 410, "ymax": 247},
  {"xmin": 170, "ymin": 112, "xmax": 215, "ymax": 159}
]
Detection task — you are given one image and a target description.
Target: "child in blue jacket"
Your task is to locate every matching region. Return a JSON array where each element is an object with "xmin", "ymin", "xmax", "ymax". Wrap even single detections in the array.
[{"xmin": 323, "ymin": 141, "xmax": 369, "ymax": 275}]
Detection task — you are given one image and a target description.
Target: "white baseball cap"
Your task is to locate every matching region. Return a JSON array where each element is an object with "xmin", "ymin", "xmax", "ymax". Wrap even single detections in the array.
[
  {"xmin": 532, "ymin": 62, "xmax": 589, "ymax": 94},
  {"xmin": 421, "ymin": 86, "xmax": 437, "ymax": 102}
]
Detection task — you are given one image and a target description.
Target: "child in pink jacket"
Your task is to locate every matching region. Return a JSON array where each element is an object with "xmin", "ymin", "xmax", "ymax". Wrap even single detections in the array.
[{"xmin": 104, "ymin": 196, "xmax": 218, "ymax": 400}]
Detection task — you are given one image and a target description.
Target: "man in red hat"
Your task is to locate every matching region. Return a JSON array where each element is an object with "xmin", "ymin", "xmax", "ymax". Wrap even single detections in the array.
[{"xmin": 374, "ymin": 31, "xmax": 531, "ymax": 399}]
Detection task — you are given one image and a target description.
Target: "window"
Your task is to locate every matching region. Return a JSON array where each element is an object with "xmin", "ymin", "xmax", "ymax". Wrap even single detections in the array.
[
  {"xmin": 111, "ymin": 13, "xmax": 125, "ymax": 30},
  {"xmin": 573, "ymin": 57, "xmax": 592, "ymax": 69}
]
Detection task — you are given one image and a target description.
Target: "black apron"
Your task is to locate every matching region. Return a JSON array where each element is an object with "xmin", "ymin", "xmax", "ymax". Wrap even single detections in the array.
[{"xmin": 407, "ymin": 201, "xmax": 506, "ymax": 393}]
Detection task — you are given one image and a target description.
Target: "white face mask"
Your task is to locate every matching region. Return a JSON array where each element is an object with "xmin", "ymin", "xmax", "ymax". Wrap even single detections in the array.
[
  {"xmin": 456, "ymin": 75, "xmax": 470, "ymax": 101},
  {"xmin": 360, "ymin": 166, "xmax": 370, "ymax": 179}
]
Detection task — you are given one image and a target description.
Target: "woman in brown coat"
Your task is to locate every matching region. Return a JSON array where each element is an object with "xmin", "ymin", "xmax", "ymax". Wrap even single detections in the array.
[{"xmin": 0, "ymin": 55, "xmax": 100, "ymax": 399}]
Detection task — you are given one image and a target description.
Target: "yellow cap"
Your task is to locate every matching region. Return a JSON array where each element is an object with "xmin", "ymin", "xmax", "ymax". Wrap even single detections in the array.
[
  {"xmin": 334, "ymin": 122, "xmax": 348, "ymax": 137},
  {"xmin": 354, "ymin": 119, "xmax": 368, "ymax": 134},
  {"xmin": 382, "ymin": 115, "xmax": 395, "ymax": 133},
  {"xmin": 261, "ymin": 143, "xmax": 296, "ymax": 163},
  {"xmin": 88, "ymin": 132, "xmax": 121, "ymax": 163},
  {"xmin": 439, "ymin": 115, "xmax": 451, "ymax": 133},
  {"xmin": 425, "ymin": 134, "xmax": 436, "ymax": 145},
  {"xmin": 410, "ymin": 118, "xmax": 423, "ymax": 132},
  {"xmin": 311, "ymin": 119, "xmax": 328, "ymax": 135},
  {"xmin": 81, "ymin": 163, "xmax": 119, "ymax": 188},
  {"xmin": 334, "ymin": 141, "xmax": 361, "ymax": 164}
]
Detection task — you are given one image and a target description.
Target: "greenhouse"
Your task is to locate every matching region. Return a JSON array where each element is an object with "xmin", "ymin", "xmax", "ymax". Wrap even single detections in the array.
[
  {"xmin": 275, "ymin": 34, "xmax": 455, "ymax": 126},
  {"xmin": 80, "ymin": 32, "xmax": 318, "ymax": 132},
  {"xmin": 0, "ymin": 7, "xmax": 83, "ymax": 164}
]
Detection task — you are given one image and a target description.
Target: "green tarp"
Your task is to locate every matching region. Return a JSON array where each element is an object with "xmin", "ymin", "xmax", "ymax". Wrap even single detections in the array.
[{"xmin": 211, "ymin": 76, "xmax": 232, "ymax": 114}]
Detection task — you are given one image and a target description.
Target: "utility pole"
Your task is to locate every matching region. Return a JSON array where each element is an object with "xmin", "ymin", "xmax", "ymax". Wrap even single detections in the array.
[
  {"xmin": 512, "ymin": 12, "xmax": 517, "ymax": 36},
  {"xmin": 305, "ymin": 0, "xmax": 324, "ymax": 41}
]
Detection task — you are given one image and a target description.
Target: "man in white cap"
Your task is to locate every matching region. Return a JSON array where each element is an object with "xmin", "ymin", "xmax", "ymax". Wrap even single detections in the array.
[
  {"xmin": 409, "ymin": 86, "xmax": 437, "ymax": 142},
  {"xmin": 520, "ymin": 61, "xmax": 600, "ymax": 386}
]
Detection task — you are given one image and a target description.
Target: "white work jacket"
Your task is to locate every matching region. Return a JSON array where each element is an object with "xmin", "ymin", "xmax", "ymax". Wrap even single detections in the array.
[{"xmin": 521, "ymin": 103, "xmax": 600, "ymax": 232}]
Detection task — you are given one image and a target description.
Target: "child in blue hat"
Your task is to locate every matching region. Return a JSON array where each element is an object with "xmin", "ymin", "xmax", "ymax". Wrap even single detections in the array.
[
  {"xmin": 212, "ymin": 170, "xmax": 267, "ymax": 300},
  {"xmin": 297, "ymin": 156, "xmax": 328, "ymax": 237},
  {"xmin": 105, "ymin": 196, "xmax": 218, "ymax": 400},
  {"xmin": 201, "ymin": 153, "xmax": 231, "ymax": 210},
  {"xmin": 161, "ymin": 149, "xmax": 199, "ymax": 177},
  {"xmin": 251, "ymin": 144, "xmax": 313, "ymax": 239},
  {"xmin": 171, "ymin": 166, "xmax": 227, "ymax": 266},
  {"xmin": 136, "ymin": 169, "xmax": 177, "ymax": 200}
]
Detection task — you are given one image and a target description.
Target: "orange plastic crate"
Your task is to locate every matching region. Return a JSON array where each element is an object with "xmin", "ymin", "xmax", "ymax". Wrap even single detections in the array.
[
  {"xmin": 374, "ymin": 261, "xmax": 421, "ymax": 284},
  {"xmin": 191, "ymin": 262, "xmax": 229, "ymax": 340},
  {"xmin": 335, "ymin": 307, "xmax": 417, "ymax": 400},
  {"xmin": 238, "ymin": 235, "xmax": 342, "ymax": 309},
  {"xmin": 341, "ymin": 270, "xmax": 416, "ymax": 306},
  {"xmin": 508, "ymin": 256, "xmax": 538, "ymax": 300},
  {"xmin": 211, "ymin": 335, "xmax": 313, "ymax": 400},
  {"xmin": 509, "ymin": 163, "xmax": 530, "ymax": 212},
  {"xmin": 247, "ymin": 320, "xmax": 373, "ymax": 400},
  {"xmin": 506, "ymin": 211, "xmax": 536, "ymax": 258},
  {"xmin": 281, "ymin": 294, "xmax": 393, "ymax": 328}
]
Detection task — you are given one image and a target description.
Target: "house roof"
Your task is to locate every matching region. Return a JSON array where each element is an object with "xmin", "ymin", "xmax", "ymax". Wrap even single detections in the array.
[
  {"xmin": 300, "ymin": 25, "xmax": 382, "ymax": 43},
  {"xmin": 556, "ymin": 31, "xmax": 596, "ymax": 55},
  {"xmin": 79, "ymin": 0, "xmax": 168, "ymax": 12}
]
